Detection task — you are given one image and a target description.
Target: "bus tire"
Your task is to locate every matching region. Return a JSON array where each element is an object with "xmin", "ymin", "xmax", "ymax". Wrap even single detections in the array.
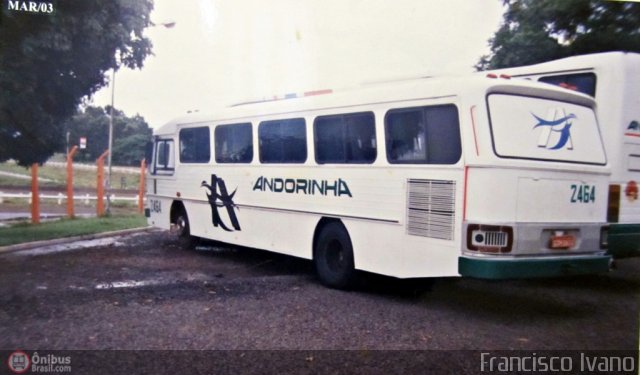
[
  {"xmin": 174, "ymin": 207, "xmax": 197, "ymax": 248},
  {"xmin": 314, "ymin": 222, "xmax": 356, "ymax": 289}
]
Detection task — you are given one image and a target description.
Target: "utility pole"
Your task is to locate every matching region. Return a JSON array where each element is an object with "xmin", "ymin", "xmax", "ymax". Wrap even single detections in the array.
[{"xmin": 106, "ymin": 69, "xmax": 115, "ymax": 215}]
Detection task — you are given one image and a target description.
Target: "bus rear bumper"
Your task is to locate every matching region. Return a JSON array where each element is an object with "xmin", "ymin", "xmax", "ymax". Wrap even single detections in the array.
[
  {"xmin": 607, "ymin": 223, "xmax": 640, "ymax": 258},
  {"xmin": 458, "ymin": 254, "xmax": 611, "ymax": 279}
]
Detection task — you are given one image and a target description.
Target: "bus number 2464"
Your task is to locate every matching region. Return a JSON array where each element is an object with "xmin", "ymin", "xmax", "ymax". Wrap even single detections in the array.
[{"xmin": 571, "ymin": 184, "xmax": 595, "ymax": 203}]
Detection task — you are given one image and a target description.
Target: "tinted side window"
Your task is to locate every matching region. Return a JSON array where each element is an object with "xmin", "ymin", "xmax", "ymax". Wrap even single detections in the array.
[
  {"xmin": 314, "ymin": 112, "xmax": 376, "ymax": 164},
  {"xmin": 215, "ymin": 123, "xmax": 253, "ymax": 163},
  {"xmin": 385, "ymin": 105, "xmax": 461, "ymax": 164},
  {"xmin": 539, "ymin": 73, "xmax": 597, "ymax": 97},
  {"xmin": 179, "ymin": 127, "xmax": 210, "ymax": 163},
  {"xmin": 259, "ymin": 118, "xmax": 307, "ymax": 163}
]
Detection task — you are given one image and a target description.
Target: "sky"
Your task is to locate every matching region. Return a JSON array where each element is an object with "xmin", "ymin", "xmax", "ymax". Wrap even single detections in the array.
[{"xmin": 91, "ymin": 0, "xmax": 505, "ymax": 128}]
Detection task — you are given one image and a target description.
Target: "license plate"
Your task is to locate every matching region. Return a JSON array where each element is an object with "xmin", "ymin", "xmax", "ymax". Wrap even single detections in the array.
[{"xmin": 550, "ymin": 234, "xmax": 576, "ymax": 249}]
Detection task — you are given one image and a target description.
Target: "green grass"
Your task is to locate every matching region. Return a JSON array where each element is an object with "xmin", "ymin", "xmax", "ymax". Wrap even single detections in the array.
[{"xmin": 0, "ymin": 214, "xmax": 148, "ymax": 247}]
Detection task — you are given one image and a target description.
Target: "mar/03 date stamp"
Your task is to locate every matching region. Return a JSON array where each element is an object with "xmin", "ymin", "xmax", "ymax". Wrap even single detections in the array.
[{"xmin": 5, "ymin": 0, "xmax": 56, "ymax": 15}]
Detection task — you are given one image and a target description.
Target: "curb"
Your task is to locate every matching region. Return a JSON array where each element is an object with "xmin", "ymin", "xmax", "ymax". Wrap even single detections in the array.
[{"xmin": 0, "ymin": 226, "xmax": 154, "ymax": 255}]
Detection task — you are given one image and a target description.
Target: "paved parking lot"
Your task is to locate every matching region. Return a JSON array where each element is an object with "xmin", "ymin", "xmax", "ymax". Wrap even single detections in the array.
[{"xmin": 0, "ymin": 230, "xmax": 638, "ymax": 372}]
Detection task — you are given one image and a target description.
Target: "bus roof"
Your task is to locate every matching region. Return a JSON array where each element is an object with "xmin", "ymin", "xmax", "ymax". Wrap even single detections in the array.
[
  {"xmin": 154, "ymin": 74, "xmax": 595, "ymax": 136},
  {"xmin": 488, "ymin": 51, "xmax": 640, "ymax": 78}
]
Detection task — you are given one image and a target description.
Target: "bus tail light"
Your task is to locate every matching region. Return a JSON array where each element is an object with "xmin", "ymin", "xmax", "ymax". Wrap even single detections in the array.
[
  {"xmin": 607, "ymin": 184, "xmax": 620, "ymax": 223},
  {"xmin": 467, "ymin": 224, "xmax": 513, "ymax": 253}
]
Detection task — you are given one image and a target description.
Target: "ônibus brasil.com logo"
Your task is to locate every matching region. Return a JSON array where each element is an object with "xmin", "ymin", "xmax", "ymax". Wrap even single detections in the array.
[
  {"xmin": 7, "ymin": 351, "xmax": 30, "ymax": 374},
  {"xmin": 7, "ymin": 350, "xmax": 72, "ymax": 373}
]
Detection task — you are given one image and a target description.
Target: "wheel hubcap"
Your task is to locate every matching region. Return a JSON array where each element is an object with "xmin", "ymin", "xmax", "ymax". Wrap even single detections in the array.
[{"xmin": 176, "ymin": 217, "xmax": 186, "ymax": 236}]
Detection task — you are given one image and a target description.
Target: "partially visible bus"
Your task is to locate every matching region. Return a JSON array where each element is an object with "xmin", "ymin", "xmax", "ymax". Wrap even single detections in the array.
[
  {"xmin": 146, "ymin": 75, "xmax": 611, "ymax": 288},
  {"xmin": 489, "ymin": 52, "xmax": 640, "ymax": 257}
]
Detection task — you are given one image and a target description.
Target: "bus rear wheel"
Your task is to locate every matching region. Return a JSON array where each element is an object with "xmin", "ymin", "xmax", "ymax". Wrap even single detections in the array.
[{"xmin": 314, "ymin": 222, "xmax": 356, "ymax": 289}]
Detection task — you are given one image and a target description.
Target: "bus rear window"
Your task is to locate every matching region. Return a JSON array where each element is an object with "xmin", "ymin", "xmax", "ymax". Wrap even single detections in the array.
[
  {"xmin": 539, "ymin": 73, "xmax": 596, "ymax": 97},
  {"xmin": 488, "ymin": 94, "xmax": 606, "ymax": 165}
]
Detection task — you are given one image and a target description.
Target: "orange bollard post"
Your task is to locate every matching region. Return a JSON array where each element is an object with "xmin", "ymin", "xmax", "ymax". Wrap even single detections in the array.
[
  {"xmin": 96, "ymin": 150, "xmax": 110, "ymax": 216},
  {"xmin": 66, "ymin": 146, "xmax": 78, "ymax": 218},
  {"xmin": 31, "ymin": 163, "xmax": 40, "ymax": 224},
  {"xmin": 138, "ymin": 159, "xmax": 146, "ymax": 213}
]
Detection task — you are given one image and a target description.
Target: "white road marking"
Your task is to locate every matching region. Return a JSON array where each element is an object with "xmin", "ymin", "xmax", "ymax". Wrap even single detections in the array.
[
  {"xmin": 14, "ymin": 237, "xmax": 126, "ymax": 257},
  {"xmin": 95, "ymin": 279, "xmax": 166, "ymax": 290}
]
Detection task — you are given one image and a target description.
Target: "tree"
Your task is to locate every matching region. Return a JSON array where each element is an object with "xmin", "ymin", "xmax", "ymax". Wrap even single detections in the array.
[
  {"xmin": 0, "ymin": 0, "xmax": 154, "ymax": 166},
  {"xmin": 477, "ymin": 0, "xmax": 640, "ymax": 70},
  {"xmin": 64, "ymin": 106, "xmax": 152, "ymax": 166}
]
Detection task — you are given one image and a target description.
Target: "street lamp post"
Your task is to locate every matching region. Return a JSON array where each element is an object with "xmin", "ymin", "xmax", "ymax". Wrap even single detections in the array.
[{"xmin": 105, "ymin": 21, "xmax": 175, "ymax": 216}]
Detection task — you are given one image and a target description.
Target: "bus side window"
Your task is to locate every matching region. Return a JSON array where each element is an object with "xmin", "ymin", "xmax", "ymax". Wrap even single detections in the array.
[
  {"xmin": 259, "ymin": 118, "xmax": 307, "ymax": 163},
  {"xmin": 385, "ymin": 104, "xmax": 461, "ymax": 164},
  {"xmin": 215, "ymin": 123, "xmax": 253, "ymax": 163},
  {"xmin": 179, "ymin": 127, "xmax": 211, "ymax": 163},
  {"xmin": 314, "ymin": 111, "xmax": 376, "ymax": 164}
]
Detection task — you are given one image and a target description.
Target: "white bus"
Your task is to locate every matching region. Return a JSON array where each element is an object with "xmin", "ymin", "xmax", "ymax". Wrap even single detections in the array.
[
  {"xmin": 146, "ymin": 75, "xmax": 611, "ymax": 288},
  {"xmin": 489, "ymin": 52, "xmax": 640, "ymax": 258}
]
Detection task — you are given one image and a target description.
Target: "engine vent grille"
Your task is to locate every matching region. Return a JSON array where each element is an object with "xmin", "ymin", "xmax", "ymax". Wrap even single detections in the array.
[{"xmin": 407, "ymin": 179, "xmax": 456, "ymax": 240}]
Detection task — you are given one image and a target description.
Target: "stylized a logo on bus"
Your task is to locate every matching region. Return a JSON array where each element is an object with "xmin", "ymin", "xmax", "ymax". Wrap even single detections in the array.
[
  {"xmin": 201, "ymin": 174, "xmax": 241, "ymax": 232},
  {"xmin": 532, "ymin": 109, "xmax": 576, "ymax": 150}
]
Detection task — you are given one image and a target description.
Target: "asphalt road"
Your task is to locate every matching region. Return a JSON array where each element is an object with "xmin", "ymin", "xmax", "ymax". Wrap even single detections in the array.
[{"xmin": 0, "ymin": 230, "xmax": 637, "ymax": 373}]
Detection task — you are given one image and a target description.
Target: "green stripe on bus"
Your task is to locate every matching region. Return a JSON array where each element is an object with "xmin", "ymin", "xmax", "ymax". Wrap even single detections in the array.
[
  {"xmin": 459, "ymin": 255, "xmax": 611, "ymax": 279},
  {"xmin": 608, "ymin": 223, "xmax": 640, "ymax": 258}
]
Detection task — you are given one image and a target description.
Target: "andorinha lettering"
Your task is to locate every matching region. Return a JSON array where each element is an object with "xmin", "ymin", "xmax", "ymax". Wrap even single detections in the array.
[
  {"xmin": 253, "ymin": 176, "xmax": 352, "ymax": 197},
  {"xmin": 7, "ymin": 0, "xmax": 55, "ymax": 14}
]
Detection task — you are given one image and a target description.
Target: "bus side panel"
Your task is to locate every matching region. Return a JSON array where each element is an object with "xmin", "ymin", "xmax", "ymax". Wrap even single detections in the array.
[
  {"xmin": 346, "ymin": 220, "xmax": 461, "ymax": 278},
  {"xmin": 607, "ymin": 55, "xmax": 640, "ymax": 257},
  {"xmin": 196, "ymin": 206, "xmax": 318, "ymax": 260},
  {"xmin": 181, "ymin": 165, "xmax": 406, "ymax": 262},
  {"xmin": 180, "ymin": 164, "xmax": 465, "ymax": 279},
  {"xmin": 617, "ymin": 57, "xmax": 640, "ymax": 221},
  {"xmin": 346, "ymin": 168, "xmax": 464, "ymax": 279},
  {"xmin": 173, "ymin": 166, "xmax": 320, "ymax": 260}
]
